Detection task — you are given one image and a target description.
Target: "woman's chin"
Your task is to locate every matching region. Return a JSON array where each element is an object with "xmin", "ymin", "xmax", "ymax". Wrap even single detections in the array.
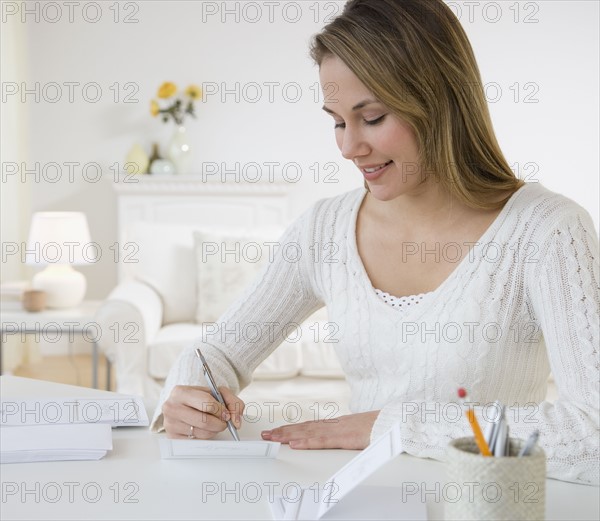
[{"xmin": 365, "ymin": 184, "xmax": 400, "ymax": 202}]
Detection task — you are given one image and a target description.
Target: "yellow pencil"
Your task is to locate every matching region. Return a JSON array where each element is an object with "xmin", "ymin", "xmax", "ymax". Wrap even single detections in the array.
[{"xmin": 458, "ymin": 388, "xmax": 492, "ymax": 457}]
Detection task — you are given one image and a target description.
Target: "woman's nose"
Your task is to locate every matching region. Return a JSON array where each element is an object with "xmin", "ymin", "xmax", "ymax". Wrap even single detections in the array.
[{"xmin": 340, "ymin": 128, "xmax": 369, "ymax": 160}]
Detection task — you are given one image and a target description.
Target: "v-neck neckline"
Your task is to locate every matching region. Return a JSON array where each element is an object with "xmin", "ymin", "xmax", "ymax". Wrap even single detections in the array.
[{"xmin": 347, "ymin": 183, "xmax": 530, "ymax": 318}]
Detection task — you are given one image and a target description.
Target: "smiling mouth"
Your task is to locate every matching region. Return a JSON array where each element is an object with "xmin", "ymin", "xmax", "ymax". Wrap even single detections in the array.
[{"xmin": 362, "ymin": 160, "xmax": 393, "ymax": 174}]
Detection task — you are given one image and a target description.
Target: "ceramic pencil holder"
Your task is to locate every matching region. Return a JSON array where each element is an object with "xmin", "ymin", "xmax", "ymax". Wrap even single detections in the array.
[{"xmin": 444, "ymin": 437, "xmax": 545, "ymax": 521}]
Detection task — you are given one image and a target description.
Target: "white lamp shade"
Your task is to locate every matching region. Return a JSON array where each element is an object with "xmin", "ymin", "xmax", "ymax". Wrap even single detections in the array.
[{"xmin": 25, "ymin": 212, "xmax": 94, "ymax": 265}]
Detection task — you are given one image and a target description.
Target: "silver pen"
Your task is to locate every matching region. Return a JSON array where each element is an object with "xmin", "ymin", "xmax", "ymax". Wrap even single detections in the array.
[
  {"xmin": 484, "ymin": 401, "xmax": 502, "ymax": 449},
  {"xmin": 518, "ymin": 430, "xmax": 540, "ymax": 457},
  {"xmin": 195, "ymin": 348, "xmax": 240, "ymax": 441}
]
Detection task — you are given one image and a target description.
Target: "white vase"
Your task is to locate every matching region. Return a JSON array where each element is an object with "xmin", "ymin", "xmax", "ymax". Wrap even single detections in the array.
[{"xmin": 167, "ymin": 125, "xmax": 192, "ymax": 175}]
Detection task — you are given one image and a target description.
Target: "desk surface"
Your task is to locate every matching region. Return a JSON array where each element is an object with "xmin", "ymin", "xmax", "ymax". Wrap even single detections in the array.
[{"xmin": 1, "ymin": 376, "xmax": 598, "ymax": 521}]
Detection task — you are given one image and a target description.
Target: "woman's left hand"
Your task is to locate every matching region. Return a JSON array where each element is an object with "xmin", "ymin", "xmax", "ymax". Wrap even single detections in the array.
[{"xmin": 260, "ymin": 411, "xmax": 380, "ymax": 450}]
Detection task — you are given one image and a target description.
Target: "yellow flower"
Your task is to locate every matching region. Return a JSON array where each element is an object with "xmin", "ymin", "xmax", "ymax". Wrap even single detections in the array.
[
  {"xmin": 157, "ymin": 82, "xmax": 177, "ymax": 99},
  {"xmin": 185, "ymin": 84, "xmax": 202, "ymax": 100},
  {"xmin": 150, "ymin": 99, "xmax": 160, "ymax": 117}
]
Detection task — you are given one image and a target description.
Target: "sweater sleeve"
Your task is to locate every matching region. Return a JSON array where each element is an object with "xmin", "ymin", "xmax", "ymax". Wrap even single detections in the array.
[
  {"xmin": 371, "ymin": 207, "xmax": 600, "ymax": 486},
  {"xmin": 150, "ymin": 204, "xmax": 325, "ymax": 431}
]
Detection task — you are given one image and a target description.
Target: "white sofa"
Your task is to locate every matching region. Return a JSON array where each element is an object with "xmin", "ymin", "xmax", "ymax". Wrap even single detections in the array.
[{"xmin": 94, "ymin": 218, "xmax": 352, "ymax": 416}]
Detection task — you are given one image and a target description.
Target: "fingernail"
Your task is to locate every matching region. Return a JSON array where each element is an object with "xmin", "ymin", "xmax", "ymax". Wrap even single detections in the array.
[
  {"xmin": 222, "ymin": 411, "xmax": 231, "ymax": 422},
  {"xmin": 261, "ymin": 430, "xmax": 272, "ymax": 438},
  {"xmin": 234, "ymin": 414, "xmax": 242, "ymax": 428}
]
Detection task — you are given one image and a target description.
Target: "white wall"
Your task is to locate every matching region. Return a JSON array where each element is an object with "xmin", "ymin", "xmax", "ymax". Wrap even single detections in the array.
[
  {"xmin": 1, "ymin": 9, "xmax": 30, "ymax": 281},
  {"xmin": 2, "ymin": 0, "xmax": 598, "ymax": 300}
]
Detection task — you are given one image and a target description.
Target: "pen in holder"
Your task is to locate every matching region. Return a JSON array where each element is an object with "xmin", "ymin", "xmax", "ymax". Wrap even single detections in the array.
[{"xmin": 444, "ymin": 437, "xmax": 546, "ymax": 521}]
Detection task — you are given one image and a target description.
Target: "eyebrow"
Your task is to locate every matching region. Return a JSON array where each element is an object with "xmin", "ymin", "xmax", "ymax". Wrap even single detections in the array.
[{"xmin": 321, "ymin": 99, "xmax": 380, "ymax": 115}]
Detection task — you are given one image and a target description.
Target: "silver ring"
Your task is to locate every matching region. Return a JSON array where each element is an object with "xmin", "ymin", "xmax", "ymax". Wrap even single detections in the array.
[{"xmin": 188, "ymin": 424, "xmax": 195, "ymax": 439}]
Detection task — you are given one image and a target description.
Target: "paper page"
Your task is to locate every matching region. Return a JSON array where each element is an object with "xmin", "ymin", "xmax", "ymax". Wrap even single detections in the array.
[
  {"xmin": 76, "ymin": 397, "xmax": 149, "ymax": 426},
  {"xmin": 159, "ymin": 438, "xmax": 281, "ymax": 459},
  {"xmin": 0, "ymin": 449, "xmax": 109, "ymax": 464},
  {"xmin": 1, "ymin": 375, "xmax": 137, "ymax": 400},
  {"xmin": 270, "ymin": 485, "xmax": 427, "ymax": 521},
  {"xmin": 0, "ymin": 423, "xmax": 113, "ymax": 463},
  {"xmin": 0, "ymin": 376, "xmax": 149, "ymax": 427},
  {"xmin": 319, "ymin": 485, "xmax": 426, "ymax": 520},
  {"xmin": 316, "ymin": 422, "xmax": 403, "ymax": 519},
  {"xmin": 269, "ymin": 422, "xmax": 404, "ymax": 520},
  {"xmin": 0, "ymin": 396, "xmax": 149, "ymax": 427}
]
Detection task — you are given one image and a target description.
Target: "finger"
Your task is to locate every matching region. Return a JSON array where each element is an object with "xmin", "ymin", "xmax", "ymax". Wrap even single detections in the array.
[
  {"xmin": 163, "ymin": 392, "xmax": 227, "ymax": 431},
  {"xmin": 174, "ymin": 386, "xmax": 231, "ymax": 421},
  {"xmin": 219, "ymin": 387, "xmax": 245, "ymax": 428},
  {"xmin": 164, "ymin": 418, "xmax": 219, "ymax": 440},
  {"xmin": 163, "ymin": 403, "xmax": 227, "ymax": 436}
]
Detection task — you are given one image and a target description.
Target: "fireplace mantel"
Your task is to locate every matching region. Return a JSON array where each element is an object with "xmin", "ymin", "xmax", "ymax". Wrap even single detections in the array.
[
  {"xmin": 108, "ymin": 174, "xmax": 291, "ymax": 280},
  {"xmin": 108, "ymin": 173, "xmax": 289, "ymax": 196}
]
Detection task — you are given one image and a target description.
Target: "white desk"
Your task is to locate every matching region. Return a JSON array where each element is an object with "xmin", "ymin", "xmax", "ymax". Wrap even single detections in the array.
[{"xmin": 1, "ymin": 376, "xmax": 598, "ymax": 521}]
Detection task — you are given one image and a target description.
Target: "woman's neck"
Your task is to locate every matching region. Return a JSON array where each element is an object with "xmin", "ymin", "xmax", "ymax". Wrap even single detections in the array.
[{"xmin": 366, "ymin": 177, "xmax": 469, "ymax": 230}]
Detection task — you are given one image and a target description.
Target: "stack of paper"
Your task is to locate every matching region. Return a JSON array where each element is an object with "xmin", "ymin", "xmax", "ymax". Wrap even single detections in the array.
[
  {"xmin": 1, "ymin": 397, "xmax": 149, "ymax": 427},
  {"xmin": 0, "ymin": 423, "xmax": 112, "ymax": 463},
  {"xmin": 0, "ymin": 376, "xmax": 149, "ymax": 464}
]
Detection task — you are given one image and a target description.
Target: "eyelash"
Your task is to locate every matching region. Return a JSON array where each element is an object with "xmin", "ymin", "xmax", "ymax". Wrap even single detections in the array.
[{"xmin": 334, "ymin": 115, "xmax": 386, "ymax": 129}]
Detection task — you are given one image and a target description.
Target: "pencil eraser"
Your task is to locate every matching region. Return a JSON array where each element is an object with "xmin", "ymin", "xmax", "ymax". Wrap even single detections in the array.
[{"xmin": 457, "ymin": 388, "xmax": 467, "ymax": 398}]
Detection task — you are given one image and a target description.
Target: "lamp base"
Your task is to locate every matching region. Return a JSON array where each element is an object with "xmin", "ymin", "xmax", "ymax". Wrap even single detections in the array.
[{"xmin": 32, "ymin": 265, "xmax": 86, "ymax": 309}]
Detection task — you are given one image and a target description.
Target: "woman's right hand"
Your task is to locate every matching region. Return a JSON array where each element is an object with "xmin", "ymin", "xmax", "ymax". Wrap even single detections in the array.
[{"xmin": 162, "ymin": 385, "xmax": 245, "ymax": 439}]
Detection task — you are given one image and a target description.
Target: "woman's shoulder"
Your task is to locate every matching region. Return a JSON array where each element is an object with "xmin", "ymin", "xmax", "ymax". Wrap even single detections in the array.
[{"xmin": 508, "ymin": 182, "xmax": 598, "ymax": 241}]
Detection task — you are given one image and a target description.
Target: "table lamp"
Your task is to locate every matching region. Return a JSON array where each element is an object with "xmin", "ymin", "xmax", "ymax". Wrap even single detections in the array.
[{"xmin": 25, "ymin": 212, "xmax": 94, "ymax": 308}]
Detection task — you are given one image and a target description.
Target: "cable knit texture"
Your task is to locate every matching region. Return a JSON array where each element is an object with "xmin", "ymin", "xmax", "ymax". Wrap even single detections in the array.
[{"xmin": 151, "ymin": 182, "xmax": 599, "ymax": 486}]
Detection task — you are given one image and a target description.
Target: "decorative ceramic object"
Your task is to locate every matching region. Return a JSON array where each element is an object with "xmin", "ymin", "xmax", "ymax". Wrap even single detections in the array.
[
  {"xmin": 124, "ymin": 143, "xmax": 149, "ymax": 174},
  {"xmin": 167, "ymin": 125, "xmax": 192, "ymax": 175},
  {"xmin": 22, "ymin": 290, "xmax": 47, "ymax": 312},
  {"xmin": 32, "ymin": 265, "xmax": 86, "ymax": 309},
  {"xmin": 150, "ymin": 159, "xmax": 176, "ymax": 175}
]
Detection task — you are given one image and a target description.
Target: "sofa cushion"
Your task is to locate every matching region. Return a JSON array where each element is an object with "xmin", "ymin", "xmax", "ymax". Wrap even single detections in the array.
[
  {"xmin": 125, "ymin": 223, "xmax": 282, "ymax": 326},
  {"xmin": 148, "ymin": 323, "xmax": 203, "ymax": 379},
  {"xmin": 193, "ymin": 228, "xmax": 283, "ymax": 324},
  {"xmin": 125, "ymin": 222, "xmax": 200, "ymax": 325},
  {"xmin": 147, "ymin": 323, "xmax": 302, "ymax": 381}
]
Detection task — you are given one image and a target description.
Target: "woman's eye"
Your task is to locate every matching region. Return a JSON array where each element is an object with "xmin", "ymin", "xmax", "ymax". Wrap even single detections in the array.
[
  {"xmin": 365, "ymin": 115, "xmax": 386, "ymax": 126},
  {"xmin": 333, "ymin": 115, "xmax": 385, "ymax": 129}
]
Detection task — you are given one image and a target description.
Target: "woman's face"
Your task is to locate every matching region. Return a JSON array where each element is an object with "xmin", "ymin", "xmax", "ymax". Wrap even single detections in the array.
[{"xmin": 319, "ymin": 55, "xmax": 426, "ymax": 201}]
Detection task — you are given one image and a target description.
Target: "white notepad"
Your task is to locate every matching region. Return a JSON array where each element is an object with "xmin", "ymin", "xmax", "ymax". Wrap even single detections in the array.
[{"xmin": 159, "ymin": 438, "xmax": 280, "ymax": 459}]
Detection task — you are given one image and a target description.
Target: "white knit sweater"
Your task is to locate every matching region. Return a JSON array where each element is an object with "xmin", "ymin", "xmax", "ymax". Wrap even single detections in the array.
[{"xmin": 151, "ymin": 182, "xmax": 600, "ymax": 485}]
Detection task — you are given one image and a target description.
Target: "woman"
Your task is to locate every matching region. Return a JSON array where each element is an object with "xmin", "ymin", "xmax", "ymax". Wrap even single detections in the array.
[{"xmin": 151, "ymin": 0, "xmax": 599, "ymax": 485}]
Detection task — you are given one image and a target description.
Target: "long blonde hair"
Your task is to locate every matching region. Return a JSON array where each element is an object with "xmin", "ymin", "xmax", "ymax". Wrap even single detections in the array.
[{"xmin": 310, "ymin": 0, "xmax": 524, "ymax": 209}]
